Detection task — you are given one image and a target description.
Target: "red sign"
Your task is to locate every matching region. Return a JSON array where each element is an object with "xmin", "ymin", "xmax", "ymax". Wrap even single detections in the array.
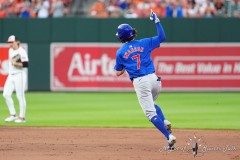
[
  {"xmin": 0, "ymin": 44, "xmax": 28, "ymax": 90},
  {"xmin": 51, "ymin": 43, "xmax": 240, "ymax": 91},
  {"xmin": 0, "ymin": 44, "xmax": 9, "ymax": 90}
]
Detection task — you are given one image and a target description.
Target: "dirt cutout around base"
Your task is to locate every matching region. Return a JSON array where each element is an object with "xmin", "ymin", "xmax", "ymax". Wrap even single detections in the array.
[{"xmin": 0, "ymin": 127, "xmax": 239, "ymax": 160}]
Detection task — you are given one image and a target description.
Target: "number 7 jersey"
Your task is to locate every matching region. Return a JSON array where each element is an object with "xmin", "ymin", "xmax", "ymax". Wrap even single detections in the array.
[{"xmin": 114, "ymin": 36, "xmax": 161, "ymax": 80}]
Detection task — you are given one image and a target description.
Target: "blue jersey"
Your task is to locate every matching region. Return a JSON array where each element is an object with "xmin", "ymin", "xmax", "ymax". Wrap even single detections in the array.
[{"xmin": 114, "ymin": 22, "xmax": 166, "ymax": 80}]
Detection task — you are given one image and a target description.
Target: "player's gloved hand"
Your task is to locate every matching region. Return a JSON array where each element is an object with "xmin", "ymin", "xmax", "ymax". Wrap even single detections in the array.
[{"xmin": 150, "ymin": 9, "xmax": 160, "ymax": 23}]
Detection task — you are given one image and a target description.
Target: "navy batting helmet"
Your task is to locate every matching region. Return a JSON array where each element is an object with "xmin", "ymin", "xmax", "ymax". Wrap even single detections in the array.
[{"xmin": 116, "ymin": 24, "xmax": 136, "ymax": 43}]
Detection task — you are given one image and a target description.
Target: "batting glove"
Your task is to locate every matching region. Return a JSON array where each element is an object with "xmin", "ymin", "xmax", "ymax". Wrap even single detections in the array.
[{"xmin": 150, "ymin": 9, "xmax": 160, "ymax": 23}]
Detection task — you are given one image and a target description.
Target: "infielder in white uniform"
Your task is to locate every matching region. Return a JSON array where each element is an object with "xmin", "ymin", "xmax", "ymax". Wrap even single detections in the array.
[{"xmin": 3, "ymin": 35, "xmax": 29, "ymax": 123}]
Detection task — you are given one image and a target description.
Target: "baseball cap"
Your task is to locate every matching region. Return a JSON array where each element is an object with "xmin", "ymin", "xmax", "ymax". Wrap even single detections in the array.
[{"xmin": 7, "ymin": 35, "xmax": 19, "ymax": 43}]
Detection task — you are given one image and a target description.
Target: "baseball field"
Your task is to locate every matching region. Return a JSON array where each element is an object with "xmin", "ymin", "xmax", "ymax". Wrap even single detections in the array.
[{"xmin": 0, "ymin": 92, "xmax": 239, "ymax": 160}]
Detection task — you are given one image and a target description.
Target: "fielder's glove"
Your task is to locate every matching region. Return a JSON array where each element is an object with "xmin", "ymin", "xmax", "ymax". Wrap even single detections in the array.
[
  {"xmin": 12, "ymin": 54, "xmax": 21, "ymax": 63},
  {"xmin": 150, "ymin": 9, "xmax": 160, "ymax": 23}
]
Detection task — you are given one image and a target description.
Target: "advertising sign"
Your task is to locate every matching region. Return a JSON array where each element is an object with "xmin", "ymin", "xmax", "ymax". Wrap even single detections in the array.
[{"xmin": 51, "ymin": 43, "xmax": 240, "ymax": 91}]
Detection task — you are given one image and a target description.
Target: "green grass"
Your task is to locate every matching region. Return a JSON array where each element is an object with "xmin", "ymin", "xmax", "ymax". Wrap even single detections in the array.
[{"xmin": 0, "ymin": 92, "xmax": 239, "ymax": 130}]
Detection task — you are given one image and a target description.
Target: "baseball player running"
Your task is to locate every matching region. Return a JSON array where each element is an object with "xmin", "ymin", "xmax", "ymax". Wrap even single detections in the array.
[
  {"xmin": 3, "ymin": 35, "xmax": 29, "ymax": 123},
  {"xmin": 114, "ymin": 10, "xmax": 176, "ymax": 149}
]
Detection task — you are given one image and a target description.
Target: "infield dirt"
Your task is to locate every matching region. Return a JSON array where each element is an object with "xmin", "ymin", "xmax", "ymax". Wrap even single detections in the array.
[{"xmin": 0, "ymin": 127, "xmax": 239, "ymax": 160}]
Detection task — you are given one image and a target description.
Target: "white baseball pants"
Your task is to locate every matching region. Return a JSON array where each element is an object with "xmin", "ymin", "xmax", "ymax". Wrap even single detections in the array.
[
  {"xmin": 3, "ymin": 72, "xmax": 27, "ymax": 118},
  {"xmin": 133, "ymin": 73, "xmax": 161, "ymax": 120}
]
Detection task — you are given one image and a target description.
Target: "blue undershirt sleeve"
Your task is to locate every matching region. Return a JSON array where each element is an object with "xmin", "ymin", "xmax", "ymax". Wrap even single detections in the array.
[
  {"xmin": 156, "ymin": 22, "xmax": 166, "ymax": 43},
  {"xmin": 148, "ymin": 22, "xmax": 167, "ymax": 50}
]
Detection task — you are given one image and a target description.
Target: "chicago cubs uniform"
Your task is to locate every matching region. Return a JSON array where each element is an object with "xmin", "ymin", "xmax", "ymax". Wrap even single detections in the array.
[
  {"xmin": 3, "ymin": 35, "xmax": 29, "ymax": 123},
  {"xmin": 114, "ymin": 10, "xmax": 176, "ymax": 148}
]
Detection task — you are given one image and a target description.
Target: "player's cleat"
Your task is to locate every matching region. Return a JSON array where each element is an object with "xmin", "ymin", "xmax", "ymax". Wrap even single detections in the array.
[
  {"xmin": 168, "ymin": 145, "xmax": 176, "ymax": 151},
  {"xmin": 5, "ymin": 115, "xmax": 18, "ymax": 122},
  {"xmin": 164, "ymin": 120, "xmax": 172, "ymax": 133},
  {"xmin": 168, "ymin": 134, "xmax": 176, "ymax": 149},
  {"xmin": 15, "ymin": 117, "xmax": 26, "ymax": 123}
]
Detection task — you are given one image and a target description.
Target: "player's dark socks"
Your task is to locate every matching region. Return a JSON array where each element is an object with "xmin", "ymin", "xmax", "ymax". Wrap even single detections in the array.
[
  {"xmin": 151, "ymin": 115, "xmax": 170, "ymax": 140},
  {"xmin": 154, "ymin": 104, "xmax": 165, "ymax": 121}
]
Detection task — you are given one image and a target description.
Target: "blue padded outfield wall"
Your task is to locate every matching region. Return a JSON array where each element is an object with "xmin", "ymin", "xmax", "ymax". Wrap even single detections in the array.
[{"xmin": 0, "ymin": 18, "xmax": 240, "ymax": 91}]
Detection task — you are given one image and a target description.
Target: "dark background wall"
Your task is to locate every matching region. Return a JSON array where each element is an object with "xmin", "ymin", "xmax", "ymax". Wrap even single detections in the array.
[{"xmin": 0, "ymin": 18, "xmax": 240, "ymax": 91}]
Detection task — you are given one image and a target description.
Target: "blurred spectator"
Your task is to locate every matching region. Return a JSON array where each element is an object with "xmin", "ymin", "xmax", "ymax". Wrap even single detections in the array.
[
  {"xmin": 196, "ymin": 0, "xmax": 206, "ymax": 15},
  {"xmin": 202, "ymin": 0, "xmax": 217, "ymax": 17},
  {"xmin": 166, "ymin": 0, "xmax": 175, "ymax": 17},
  {"xmin": 0, "ymin": 1, "xmax": 7, "ymax": 18},
  {"xmin": 20, "ymin": 6, "xmax": 31, "ymax": 18},
  {"xmin": 0, "ymin": 9, "xmax": 7, "ymax": 18},
  {"xmin": 174, "ymin": 0, "xmax": 185, "ymax": 17},
  {"xmin": 229, "ymin": 0, "xmax": 240, "ymax": 17},
  {"xmin": 136, "ymin": 0, "xmax": 152, "ymax": 17},
  {"xmin": 117, "ymin": 0, "xmax": 129, "ymax": 10},
  {"xmin": 186, "ymin": 0, "xmax": 201, "ymax": 17},
  {"xmin": 214, "ymin": 0, "xmax": 225, "ymax": 16},
  {"xmin": 29, "ymin": 0, "xmax": 38, "ymax": 18},
  {"xmin": 153, "ymin": 0, "xmax": 167, "ymax": 18},
  {"xmin": 0, "ymin": 0, "xmax": 239, "ymax": 18},
  {"xmin": 106, "ymin": 0, "xmax": 124, "ymax": 17},
  {"xmin": 7, "ymin": 1, "xmax": 18, "ymax": 17},
  {"xmin": 51, "ymin": 0, "xmax": 65, "ymax": 17},
  {"xmin": 89, "ymin": 0, "xmax": 108, "ymax": 18},
  {"xmin": 124, "ymin": 1, "xmax": 138, "ymax": 18},
  {"xmin": 19, "ymin": 2, "xmax": 31, "ymax": 18},
  {"xmin": 62, "ymin": 0, "xmax": 72, "ymax": 16},
  {"xmin": 37, "ymin": 0, "xmax": 50, "ymax": 18}
]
